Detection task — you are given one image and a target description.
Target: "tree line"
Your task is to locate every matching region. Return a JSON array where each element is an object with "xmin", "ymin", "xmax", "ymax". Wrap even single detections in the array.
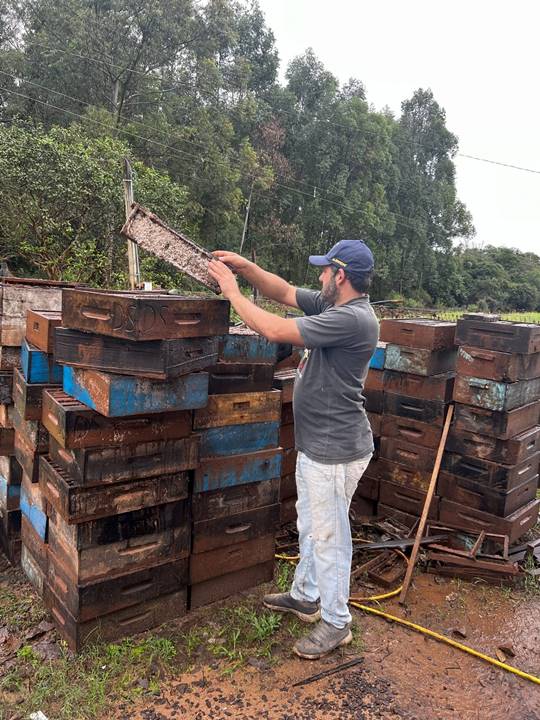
[{"xmin": 0, "ymin": 0, "xmax": 537, "ymax": 311}]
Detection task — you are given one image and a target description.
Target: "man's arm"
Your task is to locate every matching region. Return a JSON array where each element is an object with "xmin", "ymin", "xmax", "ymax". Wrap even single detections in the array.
[
  {"xmin": 212, "ymin": 251, "xmax": 299, "ymax": 308},
  {"xmin": 208, "ymin": 259, "xmax": 304, "ymax": 345}
]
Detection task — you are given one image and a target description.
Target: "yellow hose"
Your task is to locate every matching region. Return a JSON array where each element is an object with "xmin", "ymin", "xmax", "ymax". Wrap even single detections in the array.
[
  {"xmin": 350, "ymin": 600, "xmax": 540, "ymax": 686},
  {"xmin": 274, "ymin": 549, "xmax": 540, "ymax": 686}
]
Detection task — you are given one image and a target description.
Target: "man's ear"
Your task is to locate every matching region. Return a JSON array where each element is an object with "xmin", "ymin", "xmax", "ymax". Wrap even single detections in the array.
[{"xmin": 335, "ymin": 268, "xmax": 347, "ymax": 285}]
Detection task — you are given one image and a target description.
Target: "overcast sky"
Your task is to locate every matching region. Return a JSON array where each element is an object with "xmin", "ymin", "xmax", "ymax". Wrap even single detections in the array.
[{"xmin": 257, "ymin": 0, "xmax": 540, "ymax": 255}]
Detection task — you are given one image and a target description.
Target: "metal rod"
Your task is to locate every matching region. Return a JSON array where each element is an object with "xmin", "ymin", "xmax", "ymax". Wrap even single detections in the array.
[{"xmin": 292, "ymin": 657, "xmax": 364, "ymax": 687}]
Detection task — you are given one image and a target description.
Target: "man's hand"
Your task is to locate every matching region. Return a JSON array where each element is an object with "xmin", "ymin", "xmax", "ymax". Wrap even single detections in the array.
[
  {"xmin": 208, "ymin": 259, "xmax": 242, "ymax": 300},
  {"xmin": 212, "ymin": 250, "xmax": 250, "ymax": 272}
]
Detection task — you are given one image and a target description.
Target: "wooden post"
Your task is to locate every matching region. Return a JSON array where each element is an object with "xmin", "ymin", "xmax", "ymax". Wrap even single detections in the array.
[
  {"xmin": 123, "ymin": 158, "xmax": 140, "ymax": 289},
  {"xmin": 399, "ymin": 403, "xmax": 454, "ymax": 604},
  {"xmin": 239, "ymin": 182, "xmax": 253, "ymax": 256}
]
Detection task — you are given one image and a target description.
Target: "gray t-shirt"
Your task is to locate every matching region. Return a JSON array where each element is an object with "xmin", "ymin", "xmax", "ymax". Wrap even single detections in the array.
[{"xmin": 293, "ymin": 288, "xmax": 379, "ymax": 464}]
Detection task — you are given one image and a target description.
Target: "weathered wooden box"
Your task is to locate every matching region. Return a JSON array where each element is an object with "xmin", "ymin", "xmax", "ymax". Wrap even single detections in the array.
[
  {"xmin": 382, "ymin": 370, "xmax": 454, "ymax": 402},
  {"xmin": 383, "ymin": 392, "xmax": 447, "ymax": 425},
  {"xmin": 193, "ymin": 390, "xmax": 281, "ymax": 430},
  {"xmin": 453, "ymin": 375, "xmax": 540, "ymax": 412},
  {"xmin": 189, "ymin": 535, "xmax": 275, "ymax": 584},
  {"xmin": 219, "ymin": 329, "xmax": 277, "ymax": 364},
  {"xmin": 40, "ymin": 455, "xmax": 190, "ymax": 523},
  {"xmin": 194, "ymin": 448, "xmax": 281, "ymax": 492},
  {"xmin": 438, "ymin": 498, "xmax": 540, "ymax": 543},
  {"xmin": 13, "ymin": 368, "xmax": 60, "ymax": 421},
  {"xmin": 456, "ymin": 345, "xmax": 540, "ymax": 383},
  {"xmin": 441, "ymin": 451, "xmax": 539, "ymax": 491},
  {"xmin": 61, "ymin": 289, "xmax": 230, "ymax": 341},
  {"xmin": 49, "ymin": 435, "xmax": 199, "ymax": 486},
  {"xmin": 21, "ymin": 339, "xmax": 62, "ymax": 384},
  {"xmin": 380, "ymin": 319, "xmax": 456, "ymax": 350},
  {"xmin": 446, "ymin": 425, "xmax": 540, "ymax": 465},
  {"xmin": 381, "ymin": 415, "xmax": 442, "ymax": 449},
  {"xmin": 191, "ymin": 504, "xmax": 280, "ymax": 554},
  {"xmin": 63, "ymin": 366, "xmax": 209, "ymax": 416},
  {"xmin": 453, "ymin": 400, "xmax": 539, "ymax": 440},
  {"xmin": 26, "ymin": 309, "xmax": 62, "ymax": 354},
  {"xmin": 197, "ymin": 421, "xmax": 280, "ymax": 459},
  {"xmin": 189, "ymin": 560, "xmax": 274, "ymax": 610},
  {"xmin": 42, "ymin": 389, "xmax": 192, "ymax": 449},
  {"xmin": 192, "ymin": 478, "xmax": 280, "ymax": 521},
  {"xmin": 208, "ymin": 363, "xmax": 274, "ymax": 394},
  {"xmin": 384, "ymin": 345, "xmax": 457, "ymax": 376},
  {"xmin": 437, "ymin": 472, "xmax": 538, "ymax": 517},
  {"xmin": 455, "ymin": 319, "xmax": 540, "ymax": 354},
  {"xmin": 54, "ymin": 328, "xmax": 218, "ymax": 380}
]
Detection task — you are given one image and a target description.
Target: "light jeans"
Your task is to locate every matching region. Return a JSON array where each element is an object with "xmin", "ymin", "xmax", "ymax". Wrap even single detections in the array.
[{"xmin": 290, "ymin": 450, "xmax": 373, "ymax": 628}]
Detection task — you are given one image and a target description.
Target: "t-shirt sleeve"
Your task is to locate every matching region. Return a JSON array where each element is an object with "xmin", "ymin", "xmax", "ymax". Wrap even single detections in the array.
[
  {"xmin": 295, "ymin": 305, "xmax": 362, "ymax": 349},
  {"xmin": 295, "ymin": 288, "xmax": 328, "ymax": 316}
]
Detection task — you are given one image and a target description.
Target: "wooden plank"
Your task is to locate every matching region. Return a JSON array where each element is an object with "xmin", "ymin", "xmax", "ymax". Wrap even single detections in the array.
[
  {"xmin": 446, "ymin": 425, "xmax": 540, "ymax": 465},
  {"xmin": 454, "ymin": 400, "xmax": 539, "ymax": 440},
  {"xmin": 281, "ymin": 448, "xmax": 297, "ymax": 476},
  {"xmin": 192, "ymin": 504, "xmax": 280, "ymax": 554},
  {"xmin": 437, "ymin": 471, "xmax": 538, "ymax": 517},
  {"xmin": 120, "ymin": 203, "xmax": 220, "ymax": 293},
  {"xmin": 279, "ymin": 422, "xmax": 295, "ymax": 450},
  {"xmin": 0, "ymin": 455, "xmax": 22, "ymax": 483},
  {"xmin": 61, "ymin": 288, "xmax": 229, "ymax": 340},
  {"xmin": 21, "ymin": 540, "xmax": 46, "ymax": 594},
  {"xmin": 189, "ymin": 560, "xmax": 274, "ymax": 610},
  {"xmin": 54, "ymin": 328, "xmax": 218, "ymax": 380},
  {"xmin": 192, "ymin": 478, "xmax": 280, "ymax": 521},
  {"xmin": 0, "ymin": 403, "xmax": 15, "ymax": 428},
  {"xmin": 364, "ymin": 457, "xmax": 433, "ymax": 492},
  {"xmin": 42, "ymin": 389, "xmax": 192, "ymax": 449},
  {"xmin": 19, "ymin": 475, "xmax": 47, "ymax": 541},
  {"xmin": 453, "ymin": 375, "xmax": 540, "ymax": 412},
  {"xmin": 14, "ymin": 431, "xmax": 42, "ymax": 482},
  {"xmin": 380, "ymin": 319, "xmax": 456, "ymax": 350},
  {"xmin": 190, "ymin": 534, "xmax": 275, "ymax": 584},
  {"xmin": 63, "ymin": 366, "xmax": 209, "ymax": 416},
  {"xmin": 219, "ymin": 329, "xmax": 277, "ymax": 364},
  {"xmin": 0, "ymin": 426, "xmax": 14, "ymax": 455},
  {"xmin": 194, "ymin": 448, "xmax": 282, "ymax": 493},
  {"xmin": 49, "ymin": 435, "xmax": 199, "ymax": 486},
  {"xmin": 365, "ymin": 369, "xmax": 384, "ymax": 391},
  {"xmin": 193, "ymin": 390, "xmax": 281, "ymax": 430},
  {"xmin": 272, "ymin": 369, "xmax": 296, "ymax": 403},
  {"xmin": 367, "ymin": 412, "xmax": 382, "ymax": 438},
  {"xmin": 364, "ymin": 389, "xmax": 383, "ymax": 414},
  {"xmin": 0, "ymin": 472, "xmax": 21, "ymax": 512},
  {"xmin": 439, "ymin": 498, "xmax": 540, "ymax": 543},
  {"xmin": 384, "ymin": 345, "xmax": 457, "ymax": 376},
  {"xmin": 280, "ymin": 496, "xmax": 297, "ymax": 525},
  {"xmin": 208, "ymin": 363, "xmax": 274, "ymax": 394},
  {"xmin": 377, "ymin": 503, "xmax": 419, "ymax": 529},
  {"xmin": 20, "ymin": 515, "xmax": 48, "ymax": 573},
  {"xmin": 40, "ymin": 455, "xmax": 190, "ymax": 523},
  {"xmin": 456, "ymin": 345, "xmax": 540, "ymax": 383},
  {"xmin": 26, "ymin": 309, "xmax": 62, "ymax": 353},
  {"xmin": 455, "ymin": 319, "xmax": 540, "ymax": 354},
  {"xmin": 441, "ymin": 451, "xmax": 539, "ymax": 492},
  {"xmin": 47, "ymin": 556, "xmax": 189, "ymax": 622},
  {"xmin": 281, "ymin": 403, "xmax": 294, "ymax": 425},
  {"xmin": 279, "ymin": 472, "xmax": 297, "ymax": 500},
  {"xmin": 198, "ymin": 421, "xmax": 279, "ymax": 459},
  {"xmin": 45, "ymin": 584, "xmax": 188, "ymax": 652}
]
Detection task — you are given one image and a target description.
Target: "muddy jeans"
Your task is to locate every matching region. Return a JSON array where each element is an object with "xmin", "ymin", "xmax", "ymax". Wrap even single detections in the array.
[{"xmin": 290, "ymin": 450, "xmax": 372, "ymax": 628}]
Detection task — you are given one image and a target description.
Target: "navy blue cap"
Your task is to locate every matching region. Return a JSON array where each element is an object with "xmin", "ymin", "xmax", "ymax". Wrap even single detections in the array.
[{"xmin": 309, "ymin": 239, "xmax": 374, "ymax": 277}]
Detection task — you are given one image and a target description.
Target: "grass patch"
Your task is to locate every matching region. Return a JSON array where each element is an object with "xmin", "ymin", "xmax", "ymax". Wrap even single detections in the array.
[
  {"xmin": 0, "ymin": 582, "xmax": 48, "ymax": 633},
  {"xmin": 522, "ymin": 555, "xmax": 540, "ymax": 599},
  {"xmin": 275, "ymin": 559, "xmax": 295, "ymax": 592},
  {"xmin": 0, "ymin": 635, "xmax": 176, "ymax": 720}
]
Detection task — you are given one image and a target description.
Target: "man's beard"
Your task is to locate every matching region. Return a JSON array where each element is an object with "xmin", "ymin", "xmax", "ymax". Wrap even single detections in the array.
[{"xmin": 321, "ymin": 274, "xmax": 338, "ymax": 304}]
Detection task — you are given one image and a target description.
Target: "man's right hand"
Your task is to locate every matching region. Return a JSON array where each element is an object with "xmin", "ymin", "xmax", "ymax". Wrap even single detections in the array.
[{"xmin": 212, "ymin": 251, "xmax": 251, "ymax": 272}]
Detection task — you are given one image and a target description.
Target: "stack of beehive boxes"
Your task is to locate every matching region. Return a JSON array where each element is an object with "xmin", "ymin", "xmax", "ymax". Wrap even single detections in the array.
[
  {"xmin": 189, "ymin": 327, "xmax": 282, "ymax": 609},
  {"xmin": 0, "ymin": 279, "xmax": 68, "ymax": 565},
  {"xmin": 273, "ymin": 369, "xmax": 297, "ymax": 526},
  {"xmin": 32, "ymin": 288, "xmax": 229, "ymax": 650},
  {"xmin": 356, "ymin": 320, "xmax": 457, "ymax": 526},
  {"xmin": 441, "ymin": 314, "xmax": 540, "ymax": 542}
]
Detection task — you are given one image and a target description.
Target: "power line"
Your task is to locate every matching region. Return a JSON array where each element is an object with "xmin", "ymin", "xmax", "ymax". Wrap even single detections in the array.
[
  {"xmin": 0, "ymin": 84, "xmax": 424, "ymax": 234},
  {"xmin": 12, "ymin": 37, "xmax": 540, "ymax": 178}
]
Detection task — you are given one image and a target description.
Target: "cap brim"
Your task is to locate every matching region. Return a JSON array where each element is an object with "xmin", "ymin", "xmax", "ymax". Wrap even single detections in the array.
[{"xmin": 308, "ymin": 254, "xmax": 331, "ymax": 266}]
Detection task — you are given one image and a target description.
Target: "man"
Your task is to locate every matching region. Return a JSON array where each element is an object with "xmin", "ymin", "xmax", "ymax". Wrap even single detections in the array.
[{"xmin": 208, "ymin": 239, "xmax": 379, "ymax": 660}]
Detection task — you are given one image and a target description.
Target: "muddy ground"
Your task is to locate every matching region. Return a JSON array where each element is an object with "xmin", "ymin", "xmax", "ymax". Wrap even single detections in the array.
[
  {"xmin": 117, "ymin": 576, "xmax": 540, "ymax": 720},
  {"xmin": 1, "ymin": 551, "xmax": 539, "ymax": 720}
]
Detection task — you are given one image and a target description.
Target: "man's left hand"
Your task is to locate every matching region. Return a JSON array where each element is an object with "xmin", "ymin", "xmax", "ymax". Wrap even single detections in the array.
[{"xmin": 208, "ymin": 259, "xmax": 241, "ymax": 300}]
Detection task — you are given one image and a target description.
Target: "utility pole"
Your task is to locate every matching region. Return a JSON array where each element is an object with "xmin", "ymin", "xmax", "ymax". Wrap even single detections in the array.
[
  {"xmin": 123, "ymin": 158, "xmax": 141, "ymax": 289},
  {"xmin": 239, "ymin": 181, "xmax": 254, "ymax": 256}
]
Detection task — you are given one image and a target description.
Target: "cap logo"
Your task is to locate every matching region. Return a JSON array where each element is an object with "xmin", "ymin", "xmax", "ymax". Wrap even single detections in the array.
[{"xmin": 331, "ymin": 257, "xmax": 348, "ymax": 267}]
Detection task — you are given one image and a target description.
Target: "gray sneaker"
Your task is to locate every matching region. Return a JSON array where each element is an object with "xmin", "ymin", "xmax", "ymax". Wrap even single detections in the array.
[
  {"xmin": 293, "ymin": 619, "xmax": 353, "ymax": 659},
  {"xmin": 262, "ymin": 592, "xmax": 321, "ymax": 623}
]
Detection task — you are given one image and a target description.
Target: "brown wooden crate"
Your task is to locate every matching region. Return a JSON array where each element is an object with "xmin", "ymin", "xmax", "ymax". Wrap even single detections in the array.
[
  {"xmin": 380, "ymin": 415, "xmax": 442, "ymax": 449},
  {"xmin": 0, "ymin": 282, "xmax": 66, "ymax": 346},
  {"xmin": 437, "ymin": 471, "xmax": 538, "ymax": 517},
  {"xmin": 384, "ymin": 345, "xmax": 457, "ymax": 377},
  {"xmin": 192, "ymin": 478, "xmax": 280, "ymax": 522},
  {"xmin": 455, "ymin": 319, "xmax": 540, "ymax": 354},
  {"xmin": 208, "ymin": 363, "xmax": 274, "ymax": 394},
  {"xmin": 26, "ymin": 310, "xmax": 62, "ymax": 354},
  {"xmin": 439, "ymin": 498, "xmax": 540, "ymax": 543},
  {"xmin": 189, "ymin": 534, "xmax": 275, "ymax": 584},
  {"xmin": 279, "ymin": 472, "xmax": 297, "ymax": 501},
  {"xmin": 61, "ymin": 289, "xmax": 230, "ymax": 340},
  {"xmin": 454, "ymin": 400, "xmax": 540, "ymax": 440},
  {"xmin": 441, "ymin": 452, "xmax": 539, "ymax": 492},
  {"xmin": 40, "ymin": 455, "xmax": 190, "ymax": 523},
  {"xmin": 379, "ymin": 480, "xmax": 438, "ymax": 519},
  {"xmin": 446, "ymin": 426, "xmax": 540, "ymax": 465},
  {"xmin": 379, "ymin": 319, "xmax": 456, "ymax": 350},
  {"xmin": 456, "ymin": 345, "xmax": 540, "ymax": 382},
  {"xmin": 383, "ymin": 392, "xmax": 446, "ymax": 425},
  {"xmin": 49, "ymin": 435, "xmax": 199, "ymax": 486},
  {"xmin": 382, "ymin": 370, "xmax": 454, "ymax": 402},
  {"xmin": 189, "ymin": 561, "xmax": 274, "ymax": 610},
  {"xmin": 193, "ymin": 390, "xmax": 281, "ymax": 430},
  {"xmin": 192, "ymin": 504, "xmax": 280, "ymax": 554},
  {"xmin": 379, "ymin": 436, "xmax": 438, "ymax": 471},
  {"xmin": 13, "ymin": 368, "xmax": 60, "ymax": 421}
]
